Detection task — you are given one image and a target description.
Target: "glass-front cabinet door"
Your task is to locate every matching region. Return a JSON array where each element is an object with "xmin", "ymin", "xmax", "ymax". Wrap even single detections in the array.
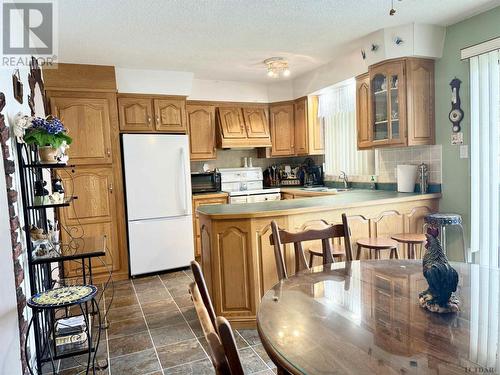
[{"xmin": 370, "ymin": 61, "xmax": 406, "ymax": 146}]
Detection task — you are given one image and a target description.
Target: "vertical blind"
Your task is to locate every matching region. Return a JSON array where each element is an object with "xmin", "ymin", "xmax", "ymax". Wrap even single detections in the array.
[
  {"xmin": 318, "ymin": 81, "xmax": 374, "ymax": 178},
  {"xmin": 469, "ymin": 49, "xmax": 500, "ymax": 268}
]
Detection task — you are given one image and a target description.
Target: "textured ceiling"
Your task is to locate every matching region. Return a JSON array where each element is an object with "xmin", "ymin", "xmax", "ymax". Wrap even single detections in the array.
[{"xmin": 58, "ymin": 0, "xmax": 499, "ymax": 82}]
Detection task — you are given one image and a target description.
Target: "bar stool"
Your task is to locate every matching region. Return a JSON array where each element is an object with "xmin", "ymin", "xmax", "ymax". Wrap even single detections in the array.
[
  {"xmin": 356, "ymin": 238, "xmax": 399, "ymax": 260},
  {"xmin": 424, "ymin": 213, "xmax": 467, "ymax": 262},
  {"xmin": 390, "ymin": 233, "xmax": 426, "ymax": 259}
]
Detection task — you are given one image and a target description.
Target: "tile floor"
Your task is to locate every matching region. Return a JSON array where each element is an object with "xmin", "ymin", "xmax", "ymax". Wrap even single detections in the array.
[{"xmin": 48, "ymin": 268, "xmax": 276, "ymax": 374}]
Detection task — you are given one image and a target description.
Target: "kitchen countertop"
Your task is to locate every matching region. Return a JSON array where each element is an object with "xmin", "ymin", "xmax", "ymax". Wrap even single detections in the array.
[
  {"xmin": 192, "ymin": 191, "xmax": 228, "ymax": 199},
  {"xmin": 196, "ymin": 190, "xmax": 441, "ymax": 219}
]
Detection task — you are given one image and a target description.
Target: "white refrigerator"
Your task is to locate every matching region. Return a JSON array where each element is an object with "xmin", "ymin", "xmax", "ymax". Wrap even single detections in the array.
[{"xmin": 122, "ymin": 134, "xmax": 194, "ymax": 276}]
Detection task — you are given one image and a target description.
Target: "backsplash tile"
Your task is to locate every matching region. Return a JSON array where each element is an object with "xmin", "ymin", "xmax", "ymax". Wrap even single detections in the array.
[
  {"xmin": 190, "ymin": 149, "xmax": 324, "ymax": 172},
  {"xmin": 376, "ymin": 145, "xmax": 442, "ymax": 183}
]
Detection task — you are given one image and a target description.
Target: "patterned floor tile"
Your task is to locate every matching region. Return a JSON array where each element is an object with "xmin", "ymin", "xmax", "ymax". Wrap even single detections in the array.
[{"xmin": 156, "ymin": 338, "xmax": 207, "ymax": 370}]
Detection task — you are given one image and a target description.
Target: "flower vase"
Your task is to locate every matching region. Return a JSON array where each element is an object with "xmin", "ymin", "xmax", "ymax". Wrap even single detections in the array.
[{"xmin": 38, "ymin": 146, "xmax": 58, "ymax": 163}]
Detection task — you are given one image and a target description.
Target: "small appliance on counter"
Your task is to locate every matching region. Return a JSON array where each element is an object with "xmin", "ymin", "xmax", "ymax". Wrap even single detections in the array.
[
  {"xmin": 191, "ymin": 170, "xmax": 221, "ymax": 194},
  {"xmin": 220, "ymin": 167, "xmax": 281, "ymax": 204}
]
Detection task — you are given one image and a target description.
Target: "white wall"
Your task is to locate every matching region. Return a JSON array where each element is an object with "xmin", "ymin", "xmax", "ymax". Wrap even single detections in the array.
[
  {"xmin": 115, "ymin": 68, "xmax": 193, "ymax": 95},
  {"xmin": 0, "ymin": 68, "xmax": 26, "ymax": 375},
  {"xmin": 267, "ymin": 80, "xmax": 294, "ymax": 102},
  {"xmin": 189, "ymin": 78, "xmax": 269, "ymax": 102}
]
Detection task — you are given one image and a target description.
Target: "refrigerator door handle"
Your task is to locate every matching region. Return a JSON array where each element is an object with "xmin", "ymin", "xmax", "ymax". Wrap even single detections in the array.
[{"xmin": 180, "ymin": 147, "xmax": 189, "ymax": 215}]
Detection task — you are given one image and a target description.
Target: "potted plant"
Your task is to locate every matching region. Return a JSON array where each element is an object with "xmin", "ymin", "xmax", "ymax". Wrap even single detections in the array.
[{"xmin": 23, "ymin": 116, "xmax": 72, "ymax": 163}]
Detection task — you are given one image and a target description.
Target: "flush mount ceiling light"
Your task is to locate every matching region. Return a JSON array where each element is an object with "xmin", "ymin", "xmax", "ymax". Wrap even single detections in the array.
[{"xmin": 264, "ymin": 57, "xmax": 290, "ymax": 78}]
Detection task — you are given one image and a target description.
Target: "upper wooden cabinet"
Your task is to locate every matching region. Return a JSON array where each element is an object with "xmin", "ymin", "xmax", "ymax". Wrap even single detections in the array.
[
  {"xmin": 294, "ymin": 97, "xmax": 308, "ymax": 155},
  {"xmin": 187, "ymin": 104, "xmax": 216, "ymax": 160},
  {"xmin": 118, "ymin": 94, "xmax": 187, "ymax": 133},
  {"xmin": 306, "ymin": 96, "xmax": 325, "ymax": 155},
  {"xmin": 356, "ymin": 57, "xmax": 435, "ymax": 149},
  {"xmin": 154, "ymin": 98, "xmax": 186, "ymax": 132},
  {"xmin": 269, "ymin": 103, "xmax": 295, "ymax": 156},
  {"xmin": 49, "ymin": 94, "xmax": 113, "ymax": 165},
  {"xmin": 242, "ymin": 107, "xmax": 270, "ymax": 138},
  {"xmin": 216, "ymin": 105, "xmax": 271, "ymax": 148},
  {"xmin": 218, "ymin": 107, "xmax": 247, "ymax": 139},
  {"xmin": 118, "ymin": 97, "xmax": 154, "ymax": 131},
  {"xmin": 356, "ymin": 73, "xmax": 372, "ymax": 149}
]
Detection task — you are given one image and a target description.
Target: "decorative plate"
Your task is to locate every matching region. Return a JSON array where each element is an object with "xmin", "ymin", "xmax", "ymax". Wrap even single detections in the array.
[{"xmin": 28, "ymin": 285, "xmax": 97, "ymax": 309}]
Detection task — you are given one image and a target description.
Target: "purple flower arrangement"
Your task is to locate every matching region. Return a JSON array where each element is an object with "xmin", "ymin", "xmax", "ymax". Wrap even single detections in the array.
[{"xmin": 24, "ymin": 116, "xmax": 72, "ymax": 149}]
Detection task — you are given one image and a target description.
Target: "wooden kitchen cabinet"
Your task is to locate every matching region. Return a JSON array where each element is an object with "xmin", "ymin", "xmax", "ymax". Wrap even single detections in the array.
[
  {"xmin": 118, "ymin": 94, "xmax": 187, "ymax": 133},
  {"xmin": 269, "ymin": 102, "xmax": 295, "ymax": 156},
  {"xmin": 187, "ymin": 104, "xmax": 216, "ymax": 160},
  {"xmin": 50, "ymin": 94, "xmax": 113, "ymax": 165},
  {"xmin": 58, "ymin": 167, "xmax": 122, "ymax": 276},
  {"xmin": 242, "ymin": 106, "xmax": 270, "ymax": 138},
  {"xmin": 118, "ymin": 97, "xmax": 154, "ymax": 131},
  {"xmin": 294, "ymin": 97, "xmax": 308, "ymax": 155},
  {"xmin": 192, "ymin": 193, "xmax": 228, "ymax": 259},
  {"xmin": 307, "ymin": 96, "xmax": 325, "ymax": 155},
  {"xmin": 45, "ymin": 65, "xmax": 128, "ymax": 282},
  {"xmin": 356, "ymin": 57, "xmax": 435, "ymax": 149},
  {"xmin": 153, "ymin": 98, "xmax": 186, "ymax": 133},
  {"xmin": 356, "ymin": 73, "xmax": 372, "ymax": 149},
  {"xmin": 216, "ymin": 105, "xmax": 272, "ymax": 148},
  {"xmin": 217, "ymin": 107, "xmax": 247, "ymax": 139}
]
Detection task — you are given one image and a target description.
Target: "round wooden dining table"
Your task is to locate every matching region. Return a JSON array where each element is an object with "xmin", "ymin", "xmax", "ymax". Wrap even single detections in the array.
[{"xmin": 257, "ymin": 259, "xmax": 500, "ymax": 375}]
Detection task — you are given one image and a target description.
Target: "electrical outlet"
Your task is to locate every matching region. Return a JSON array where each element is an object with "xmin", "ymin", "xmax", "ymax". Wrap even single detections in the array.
[{"xmin": 460, "ymin": 145, "xmax": 468, "ymax": 159}]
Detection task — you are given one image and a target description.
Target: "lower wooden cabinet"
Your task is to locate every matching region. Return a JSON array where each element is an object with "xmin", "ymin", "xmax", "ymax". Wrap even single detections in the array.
[
  {"xmin": 187, "ymin": 104, "xmax": 216, "ymax": 160},
  {"xmin": 192, "ymin": 193, "xmax": 228, "ymax": 259},
  {"xmin": 58, "ymin": 166, "xmax": 127, "ymax": 280}
]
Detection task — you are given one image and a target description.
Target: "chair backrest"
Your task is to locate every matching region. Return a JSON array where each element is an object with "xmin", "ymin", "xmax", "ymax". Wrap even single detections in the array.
[
  {"xmin": 189, "ymin": 282, "xmax": 244, "ymax": 375},
  {"xmin": 270, "ymin": 213, "xmax": 353, "ymax": 280},
  {"xmin": 190, "ymin": 260, "xmax": 216, "ymax": 328}
]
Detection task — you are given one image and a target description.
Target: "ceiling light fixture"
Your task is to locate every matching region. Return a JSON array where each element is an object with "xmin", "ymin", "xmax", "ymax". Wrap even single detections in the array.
[
  {"xmin": 264, "ymin": 57, "xmax": 290, "ymax": 78},
  {"xmin": 389, "ymin": 0, "xmax": 402, "ymax": 16}
]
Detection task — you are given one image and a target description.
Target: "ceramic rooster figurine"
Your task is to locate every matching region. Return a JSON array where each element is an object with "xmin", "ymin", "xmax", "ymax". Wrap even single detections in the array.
[{"xmin": 419, "ymin": 226, "xmax": 460, "ymax": 313}]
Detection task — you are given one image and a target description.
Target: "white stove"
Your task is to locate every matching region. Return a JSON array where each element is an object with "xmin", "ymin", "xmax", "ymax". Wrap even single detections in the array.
[{"xmin": 219, "ymin": 167, "xmax": 281, "ymax": 204}]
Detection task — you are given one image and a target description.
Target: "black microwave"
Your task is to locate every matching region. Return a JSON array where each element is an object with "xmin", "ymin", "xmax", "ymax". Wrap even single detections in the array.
[{"xmin": 191, "ymin": 171, "xmax": 221, "ymax": 194}]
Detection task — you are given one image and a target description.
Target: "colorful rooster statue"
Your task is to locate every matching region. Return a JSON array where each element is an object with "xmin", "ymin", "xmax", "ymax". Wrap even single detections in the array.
[{"xmin": 419, "ymin": 226, "xmax": 460, "ymax": 313}]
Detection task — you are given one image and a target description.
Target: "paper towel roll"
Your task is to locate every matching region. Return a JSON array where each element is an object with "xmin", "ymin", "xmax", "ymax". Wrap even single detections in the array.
[{"xmin": 397, "ymin": 165, "xmax": 418, "ymax": 192}]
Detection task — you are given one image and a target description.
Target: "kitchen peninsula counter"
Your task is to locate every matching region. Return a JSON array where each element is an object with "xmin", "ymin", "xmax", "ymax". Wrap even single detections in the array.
[{"xmin": 197, "ymin": 190, "xmax": 440, "ymax": 328}]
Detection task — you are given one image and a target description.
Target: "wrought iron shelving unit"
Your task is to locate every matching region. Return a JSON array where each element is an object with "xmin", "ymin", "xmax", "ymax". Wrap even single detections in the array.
[{"xmin": 17, "ymin": 143, "xmax": 108, "ymax": 374}]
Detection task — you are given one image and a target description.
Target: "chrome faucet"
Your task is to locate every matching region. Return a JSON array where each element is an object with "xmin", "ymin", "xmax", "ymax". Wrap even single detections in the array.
[{"xmin": 339, "ymin": 171, "xmax": 349, "ymax": 189}]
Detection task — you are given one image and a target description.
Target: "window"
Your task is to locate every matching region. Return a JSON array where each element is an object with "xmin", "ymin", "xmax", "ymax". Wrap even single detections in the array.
[
  {"xmin": 469, "ymin": 49, "xmax": 500, "ymax": 267},
  {"xmin": 318, "ymin": 79, "xmax": 375, "ymax": 179}
]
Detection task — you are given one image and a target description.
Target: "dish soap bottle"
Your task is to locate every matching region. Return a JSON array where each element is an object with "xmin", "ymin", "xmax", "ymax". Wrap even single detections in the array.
[{"xmin": 369, "ymin": 175, "xmax": 377, "ymax": 190}]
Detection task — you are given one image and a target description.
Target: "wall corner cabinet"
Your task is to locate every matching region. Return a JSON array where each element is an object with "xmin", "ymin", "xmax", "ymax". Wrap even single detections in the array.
[
  {"xmin": 118, "ymin": 94, "xmax": 187, "ymax": 133},
  {"xmin": 356, "ymin": 57, "xmax": 435, "ymax": 149}
]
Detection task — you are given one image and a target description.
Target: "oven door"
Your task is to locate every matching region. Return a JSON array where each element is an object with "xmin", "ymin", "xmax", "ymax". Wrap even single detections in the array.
[{"xmin": 247, "ymin": 193, "xmax": 281, "ymax": 203}]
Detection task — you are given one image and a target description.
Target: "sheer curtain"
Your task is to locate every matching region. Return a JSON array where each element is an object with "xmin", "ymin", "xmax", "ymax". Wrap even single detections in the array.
[
  {"xmin": 469, "ymin": 49, "xmax": 499, "ymax": 268},
  {"xmin": 318, "ymin": 80, "xmax": 374, "ymax": 178}
]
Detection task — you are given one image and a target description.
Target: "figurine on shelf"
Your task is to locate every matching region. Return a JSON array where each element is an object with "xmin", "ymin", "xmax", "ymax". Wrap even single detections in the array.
[
  {"xmin": 30, "ymin": 225, "xmax": 48, "ymax": 240},
  {"xmin": 12, "ymin": 112, "xmax": 33, "ymax": 143},
  {"xmin": 419, "ymin": 226, "xmax": 460, "ymax": 313},
  {"xmin": 50, "ymin": 178, "xmax": 65, "ymax": 204},
  {"xmin": 34, "ymin": 180, "xmax": 50, "ymax": 205}
]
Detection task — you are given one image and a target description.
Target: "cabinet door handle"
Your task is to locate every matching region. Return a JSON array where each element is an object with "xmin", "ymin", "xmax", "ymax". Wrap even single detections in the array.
[
  {"xmin": 109, "ymin": 183, "xmax": 113, "ymax": 193},
  {"xmin": 107, "ymin": 148, "xmax": 111, "ymax": 157},
  {"xmin": 147, "ymin": 116, "xmax": 152, "ymax": 124},
  {"xmin": 156, "ymin": 116, "xmax": 160, "ymax": 124}
]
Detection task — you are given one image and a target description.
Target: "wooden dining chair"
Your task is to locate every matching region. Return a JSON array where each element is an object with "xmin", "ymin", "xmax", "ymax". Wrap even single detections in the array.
[
  {"xmin": 190, "ymin": 260, "xmax": 216, "ymax": 327},
  {"xmin": 303, "ymin": 215, "xmax": 352, "ymax": 267},
  {"xmin": 189, "ymin": 281, "xmax": 244, "ymax": 375},
  {"xmin": 270, "ymin": 213, "xmax": 353, "ymax": 280}
]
